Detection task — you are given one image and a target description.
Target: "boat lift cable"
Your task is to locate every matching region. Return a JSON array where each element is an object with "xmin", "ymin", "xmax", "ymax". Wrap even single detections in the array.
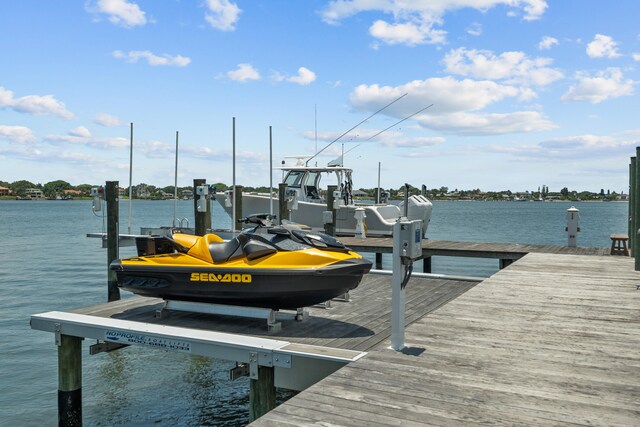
[{"xmin": 305, "ymin": 92, "xmax": 408, "ymax": 166}]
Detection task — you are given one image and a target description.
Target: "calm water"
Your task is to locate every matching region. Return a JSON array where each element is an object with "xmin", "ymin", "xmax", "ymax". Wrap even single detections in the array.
[{"xmin": 0, "ymin": 199, "xmax": 628, "ymax": 425}]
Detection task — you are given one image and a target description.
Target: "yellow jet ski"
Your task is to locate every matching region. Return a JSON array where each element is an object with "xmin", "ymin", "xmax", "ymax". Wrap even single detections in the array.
[{"xmin": 110, "ymin": 214, "xmax": 372, "ymax": 309}]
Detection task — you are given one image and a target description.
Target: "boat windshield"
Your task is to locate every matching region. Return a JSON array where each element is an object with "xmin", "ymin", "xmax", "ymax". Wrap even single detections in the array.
[
  {"xmin": 304, "ymin": 172, "xmax": 320, "ymax": 187},
  {"xmin": 283, "ymin": 171, "xmax": 304, "ymax": 188}
]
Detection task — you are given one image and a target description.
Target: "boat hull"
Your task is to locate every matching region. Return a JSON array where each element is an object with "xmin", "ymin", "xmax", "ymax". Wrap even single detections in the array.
[{"xmin": 112, "ymin": 258, "xmax": 371, "ymax": 309}]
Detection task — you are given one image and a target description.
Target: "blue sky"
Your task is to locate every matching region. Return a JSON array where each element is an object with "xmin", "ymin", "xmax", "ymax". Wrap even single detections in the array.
[{"xmin": 1, "ymin": 0, "xmax": 639, "ymax": 193}]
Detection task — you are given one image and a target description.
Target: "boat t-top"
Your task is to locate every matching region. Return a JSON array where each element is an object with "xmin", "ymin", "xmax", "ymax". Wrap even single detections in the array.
[{"xmin": 213, "ymin": 156, "xmax": 432, "ymax": 237}]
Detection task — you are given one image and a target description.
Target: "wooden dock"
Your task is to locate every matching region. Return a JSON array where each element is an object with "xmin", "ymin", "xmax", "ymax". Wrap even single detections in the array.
[
  {"xmin": 339, "ymin": 237, "xmax": 610, "ymax": 270},
  {"xmin": 251, "ymin": 252, "xmax": 640, "ymax": 426},
  {"xmin": 71, "ymin": 273, "xmax": 477, "ymax": 352}
]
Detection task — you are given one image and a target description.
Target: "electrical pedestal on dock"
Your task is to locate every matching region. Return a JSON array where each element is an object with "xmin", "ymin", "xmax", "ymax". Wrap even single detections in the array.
[{"xmin": 391, "ymin": 219, "xmax": 423, "ymax": 351}]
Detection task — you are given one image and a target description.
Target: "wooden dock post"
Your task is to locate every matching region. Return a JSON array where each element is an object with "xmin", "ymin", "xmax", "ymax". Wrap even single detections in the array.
[
  {"xmin": 631, "ymin": 147, "xmax": 640, "ymax": 271},
  {"xmin": 249, "ymin": 366, "xmax": 276, "ymax": 422},
  {"xmin": 278, "ymin": 183, "xmax": 289, "ymax": 224},
  {"xmin": 193, "ymin": 179, "xmax": 210, "ymax": 236},
  {"xmin": 423, "ymin": 256, "xmax": 432, "ymax": 273},
  {"xmin": 376, "ymin": 252, "xmax": 383, "ymax": 269},
  {"xmin": 105, "ymin": 181, "xmax": 120, "ymax": 302},
  {"xmin": 58, "ymin": 334, "xmax": 82, "ymax": 427},
  {"xmin": 233, "ymin": 185, "xmax": 243, "ymax": 231},
  {"xmin": 325, "ymin": 185, "xmax": 337, "ymax": 236},
  {"xmin": 630, "ymin": 157, "xmax": 636, "ymax": 254}
]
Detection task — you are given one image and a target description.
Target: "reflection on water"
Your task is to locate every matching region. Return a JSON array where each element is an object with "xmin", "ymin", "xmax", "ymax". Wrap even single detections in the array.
[{"xmin": 0, "ymin": 199, "xmax": 626, "ymax": 426}]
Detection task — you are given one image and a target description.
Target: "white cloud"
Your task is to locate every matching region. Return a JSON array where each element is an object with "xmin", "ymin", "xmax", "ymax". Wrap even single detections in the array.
[
  {"xmin": 561, "ymin": 68, "xmax": 635, "ymax": 104},
  {"xmin": 205, "ymin": 0, "xmax": 241, "ymax": 31},
  {"xmin": 320, "ymin": 0, "xmax": 547, "ymax": 46},
  {"xmin": 226, "ymin": 63, "xmax": 261, "ymax": 82},
  {"xmin": 88, "ymin": 0, "xmax": 147, "ymax": 28},
  {"xmin": 443, "ymin": 47, "xmax": 563, "ymax": 86},
  {"xmin": 379, "ymin": 136, "xmax": 445, "ymax": 147},
  {"xmin": 632, "ymin": 53, "xmax": 640, "ymax": 61},
  {"xmin": 586, "ymin": 34, "xmax": 621, "ymax": 59},
  {"xmin": 538, "ymin": 36, "xmax": 558, "ymax": 50},
  {"xmin": 287, "ymin": 67, "xmax": 317, "ymax": 85},
  {"xmin": 113, "ymin": 50, "xmax": 191, "ymax": 67},
  {"xmin": 0, "ymin": 86, "xmax": 74, "ymax": 119},
  {"xmin": 349, "ymin": 77, "xmax": 555, "ymax": 135},
  {"xmin": 69, "ymin": 126, "xmax": 91, "ymax": 138},
  {"xmin": 94, "ymin": 113, "xmax": 122, "ymax": 127},
  {"xmin": 0, "ymin": 125, "xmax": 36, "ymax": 144},
  {"xmin": 420, "ymin": 111, "xmax": 556, "ymax": 135},
  {"xmin": 491, "ymin": 133, "xmax": 637, "ymax": 160},
  {"xmin": 369, "ymin": 20, "xmax": 446, "ymax": 46},
  {"xmin": 44, "ymin": 127, "xmax": 128, "ymax": 149},
  {"xmin": 466, "ymin": 22, "xmax": 482, "ymax": 37}
]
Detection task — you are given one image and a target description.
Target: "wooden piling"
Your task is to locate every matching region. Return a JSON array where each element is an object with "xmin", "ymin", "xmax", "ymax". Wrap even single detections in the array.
[
  {"xmin": 630, "ymin": 157, "xmax": 636, "ymax": 254},
  {"xmin": 423, "ymin": 256, "xmax": 432, "ymax": 273},
  {"xmin": 375, "ymin": 252, "xmax": 383, "ymax": 269},
  {"xmin": 233, "ymin": 185, "xmax": 243, "ymax": 231},
  {"xmin": 325, "ymin": 185, "xmax": 337, "ymax": 236},
  {"xmin": 249, "ymin": 366, "xmax": 276, "ymax": 422},
  {"xmin": 278, "ymin": 183, "xmax": 289, "ymax": 224},
  {"xmin": 193, "ymin": 179, "xmax": 210, "ymax": 236},
  {"xmin": 105, "ymin": 181, "xmax": 120, "ymax": 302},
  {"xmin": 58, "ymin": 334, "xmax": 82, "ymax": 427}
]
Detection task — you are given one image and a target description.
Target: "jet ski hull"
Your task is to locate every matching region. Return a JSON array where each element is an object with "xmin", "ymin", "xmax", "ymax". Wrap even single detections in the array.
[{"xmin": 111, "ymin": 258, "xmax": 371, "ymax": 309}]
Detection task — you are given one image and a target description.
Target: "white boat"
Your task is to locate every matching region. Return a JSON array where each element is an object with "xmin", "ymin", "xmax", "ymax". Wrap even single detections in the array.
[{"xmin": 213, "ymin": 157, "xmax": 432, "ymax": 237}]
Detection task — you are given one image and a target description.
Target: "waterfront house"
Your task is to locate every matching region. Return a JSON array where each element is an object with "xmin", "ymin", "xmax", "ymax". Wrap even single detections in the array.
[
  {"xmin": 0, "ymin": 186, "xmax": 11, "ymax": 196},
  {"xmin": 25, "ymin": 188, "xmax": 44, "ymax": 199}
]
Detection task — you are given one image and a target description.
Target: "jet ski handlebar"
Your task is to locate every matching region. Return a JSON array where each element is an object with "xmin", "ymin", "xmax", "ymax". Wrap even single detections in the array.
[{"xmin": 238, "ymin": 213, "xmax": 277, "ymax": 227}]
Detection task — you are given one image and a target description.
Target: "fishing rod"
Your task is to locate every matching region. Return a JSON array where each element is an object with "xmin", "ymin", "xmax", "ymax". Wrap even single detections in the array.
[
  {"xmin": 305, "ymin": 92, "xmax": 408, "ymax": 166},
  {"xmin": 365, "ymin": 103, "xmax": 434, "ymax": 142},
  {"xmin": 336, "ymin": 103, "xmax": 435, "ymax": 164}
]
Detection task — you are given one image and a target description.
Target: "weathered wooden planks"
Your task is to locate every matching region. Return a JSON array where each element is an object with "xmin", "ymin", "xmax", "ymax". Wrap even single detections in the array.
[
  {"xmin": 340, "ymin": 237, "xmax": 610, "ymax": 260},
  {"xmin": 253, "ymin": 253, "xmax": 640, "ymax": 426}
]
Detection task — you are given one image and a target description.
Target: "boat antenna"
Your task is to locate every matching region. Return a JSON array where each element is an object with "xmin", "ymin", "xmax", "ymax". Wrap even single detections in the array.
[
  {"xmin": 365, "ymin": 103, "xmax": 434, "ymax": 142},
  {"xmin": 305, "ymin": 92, "xmax": 408, "ymax": 166},
  {"xmin": 314, "ymin": 104, "xmax": 318, "ymax": 167}
]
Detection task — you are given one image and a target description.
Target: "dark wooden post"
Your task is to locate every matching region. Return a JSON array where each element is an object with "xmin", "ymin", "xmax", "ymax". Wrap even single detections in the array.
[
  {"xmin": 105, "ymin": 181, "xmax": 120, "ymax": 302},
  {"xmin": 278, "ymin": 183, "xmax": 289, "ymax": 224},
  {"xmin": 423, "ymin": 256, "xmax": 432, "ymax": 273},
  {"xmin": 249, "ymin": 366, "xmax": 276, "ymax": 422},
  {"xmin": 635, "ymin": 148, "xmax": 640, "ymax": 269},
  {"xmin": 630, "ymin": 157, "xmax": 636, "ymax": 254},
  {"xmin": 58, "ymin": 334, "xmax": 82, "ymax": 427},
  {"xmin": 233, "ymin": 185, "xmax": 243, "ymax": 231},
  {"xmin": 325, "ymin": 185, "xmax": 337, "ymax": 236},
  {"xmin": 193, "ymin": 179, "xmax": 210, "ymax": 236},
  {"xmin": 375, "ymin": 253, "xmax": 383, "ymax": 269}
]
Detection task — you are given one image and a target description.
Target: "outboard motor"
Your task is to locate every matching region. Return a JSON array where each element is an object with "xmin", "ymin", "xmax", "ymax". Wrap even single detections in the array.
[{"xmin": 399, "ymin": 195, "xmax": 433, "ymax": 238}]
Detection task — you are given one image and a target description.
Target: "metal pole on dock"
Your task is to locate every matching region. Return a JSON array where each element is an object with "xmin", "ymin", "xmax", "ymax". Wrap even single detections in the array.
[
  {"xmin": 105, "ymin": 181, "xmax": 120, "ymax": 302},
  {"xmin": 269, "ymin": 126, "xmax": 273, "ymax": 217},
  {"xmin": 635, "ymin": 147, "xmax": 640, "ymax": 269},
  {"xmin": 278, "ymin": 183, "xmax": 289, "ymax": 224},
  {"xmin": 249, "ymin": 366, "xmax": 276, "ymax": 422},
  {"xmin": 127, "ymin": 123, "xmax": 133, "ymax": 235},
  {"xmin": 629, "ymin": 157, "xmax": 636, "ymax": 254},
  {"xmin": 58, "ymin": 334, "xmax": 82, "ymax": 426}
]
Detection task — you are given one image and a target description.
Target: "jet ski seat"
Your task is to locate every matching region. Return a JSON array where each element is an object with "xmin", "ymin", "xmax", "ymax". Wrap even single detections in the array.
[
  {"xmin": 209, "ymin": 234, "xmax": 250, "ymax": 263},
  {"xmin": 179, "ymin": 233, "xmax": 224, "ymax": 263}
]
